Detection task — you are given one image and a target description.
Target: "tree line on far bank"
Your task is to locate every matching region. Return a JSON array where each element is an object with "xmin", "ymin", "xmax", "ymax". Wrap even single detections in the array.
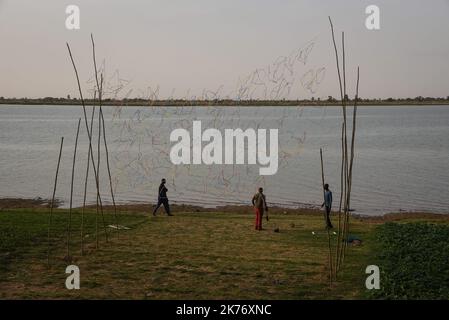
[{"xmin": 1, "ymin": 95, "xmax": 448, "ymax": 106}]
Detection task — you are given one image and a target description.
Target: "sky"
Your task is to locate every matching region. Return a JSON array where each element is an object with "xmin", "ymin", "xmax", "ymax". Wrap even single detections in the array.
[{"xmin": 0, "ymin": 0, "xmax": 448, "ymax": 100}]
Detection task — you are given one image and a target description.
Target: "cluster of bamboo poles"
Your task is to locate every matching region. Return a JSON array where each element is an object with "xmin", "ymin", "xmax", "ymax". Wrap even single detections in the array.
[
  {"xmin": 47, "ymin": 34, "xmax": 119, "ymax": 265},
  {"xmin": 320, "ymin": 17, "xmax": 360, "ymax": 285}
]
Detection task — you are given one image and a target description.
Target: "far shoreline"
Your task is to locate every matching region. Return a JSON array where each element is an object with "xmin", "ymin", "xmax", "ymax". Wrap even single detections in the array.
[{"xmin": 1, "ymin": 98, "xmax": 449, "ymax": 107}]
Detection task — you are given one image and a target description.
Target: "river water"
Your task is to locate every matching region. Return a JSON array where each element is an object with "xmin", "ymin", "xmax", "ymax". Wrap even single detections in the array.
[{"xmin": 1, "ymin": 104, "xmax": 448, "ymax": 216}]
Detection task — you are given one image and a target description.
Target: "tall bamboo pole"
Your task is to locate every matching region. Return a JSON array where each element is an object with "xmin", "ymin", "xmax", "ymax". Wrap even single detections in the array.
[
  {"xmin": 328, "ymin": 17, "xmax": 344, "ymax": 102},
  {"xmin": 95, "ymin": 91, "xmax": 103, "ymax": 248},
  {"xmin": 342, "ymin": 32, "xmax": 347, "ymax": 103},
  {"xmin": 100, "ymin": 107, "xmax": 119, "ymax": 235},
  {"xmin": 348, "ymin": 68, "xmax": 360, "ymax": 202},
  {"xmin": 339, "ymin": 102, "xmax": 349, "ymax": 269},
  {"xmin": 329, "ymin": 17, "xmax": 352, "ymax": 274},
  {"xmin": 81, "ymin": 103, "xmax": 96, "ymax": 255},
  {"xmin": 342, "ymin": 30, "xmax": 350, "ymax": 218},
  {"xmin": 91, "ymin": 34, "xmax": 120, "ymax": 237},
  {"xmin": 336, "ymin": 122, "xmax": 344, "ymax": 273},
  {"xmin": 328, "ymin": 17, "xmax": 360, "ymax": 274},
  {"xmin": 47, "ymin": 137, "xmax": 64, "ymax": 266},
  {"xmin": 341, "ymin": 30, "xmax": 349, "ymax": 214},
  {"xmin": 340, "ymin": 67, "xmax": 360, "ymax": 268},
  {"xmin": 66, "ymin": 43, "xmax": 108, "ymax": 246},
  {"xmin": 320, "ymin": 148, "xmax": 333, "ymax": 285},
  {"xmin": 67, "ymin": 118, "xmax": 81, "ymax": 260}
]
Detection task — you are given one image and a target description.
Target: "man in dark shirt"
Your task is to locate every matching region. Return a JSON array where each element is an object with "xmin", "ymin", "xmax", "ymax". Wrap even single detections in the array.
[
  {"xmin": 321, "ymin": 183, "xmax": 333, "ymax": 229},
  {"xmin": 152, "ymin": 178, "xmax": 173, "ymax": 216}
]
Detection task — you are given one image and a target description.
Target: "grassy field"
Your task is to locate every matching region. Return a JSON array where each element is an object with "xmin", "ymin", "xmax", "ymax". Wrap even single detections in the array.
[{"xmin": 0, "ymin": 206, "xmax": 448, "ymax": 299}]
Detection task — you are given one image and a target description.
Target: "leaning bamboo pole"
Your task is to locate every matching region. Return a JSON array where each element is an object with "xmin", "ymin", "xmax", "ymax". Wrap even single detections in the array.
[
  {"xmin": 95, "ymin": 90, "xmax": 103, "ymax": 248},
  {"xmin": 329, "ymin": 17, "xmax": 347, "ymax": 273},
  {"xmin": 91, "ymin": 34, "xmax": 120, "ymax": 237},
  {"xmin": 347, "ymin": 68, "xmax": 360, "ymax": 209},
  {"xmin": 328, "ymin": 17, "xmax": 360, "ymax": 274},
  {"xmin": 340, "ymin": 30, "xmax": 351, "ymax": 272},
  {"xmin": 67, "ymin": 118, "xmax": 81, "ymax": 260},
  {"xmin": 99, "ymin": 75, "xmax": 110, "ymax": 245},
  {"xmin": 342, "ymin": 30, "xmax": 350, "ymax": 218},
  {"xmin": 335, "ymin": 122, "xmax": 344, "ymax": 273},
  {"xmin": 340, "ymin": 67, "xmax": 360, "ymax": 268},
  {"xmin": 338, "ymin": 122, "xmax": 345, "ymax": 214},
  {"xmin": 328, "ymin": 18, "xmax": 344, "ymax": 104},
  {"xmin": 342, "ymin": 32, "xmax": 347, "ymax": 103},
  {"xmin": 320, "ymin": 148, "xmax": 333, "ymax": 285},
  {"xmin": 81, "ymin": 103, "xmax": 96, "ymax": 255},
  {"xmin": 100, "ymin": 107, "xmax": 119, "ymax": 236},
  {"xmin": 66, "ymin": 43, "xmax": 109, "ymax": 246},
  {"xmin": 47, "ymin": 137, "xmax": 64, "ymax": 266}
]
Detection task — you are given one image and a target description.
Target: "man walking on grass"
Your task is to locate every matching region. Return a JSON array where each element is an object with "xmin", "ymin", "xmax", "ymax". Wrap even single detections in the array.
[
  {"xmin": 252, "ymin": 187, "xmax": 268, "ymax": 231},
  {"xmin": 321, "ymin": 183, "xmax": 333, "ymax": 229},
  {"xmin": 152, "ymin": 178, "xmax": 173, "ymax": 216}
]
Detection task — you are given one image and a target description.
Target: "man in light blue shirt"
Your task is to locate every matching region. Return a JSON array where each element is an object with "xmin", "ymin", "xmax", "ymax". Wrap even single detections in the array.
[{"xmin": 321, "ymin": 183, "xmax": 333, "ymax": 229}]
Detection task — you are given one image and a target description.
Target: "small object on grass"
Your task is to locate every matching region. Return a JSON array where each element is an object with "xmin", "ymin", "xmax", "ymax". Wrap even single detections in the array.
[
  {"xmin": 312, "ymin": 231, "xmax": 337, "ymax": 236},
  {"xmin": 290, "ymin": 223, "xmax": 295, "ymax": 228},
  {"xmin": 274, "ymin": 227, "xmax": 280, "ymax": 233},
  {"xmin": 346, "ymin": 235, "xmax": 362, "ymax": 246},
  {"xmin": 108, "ymin": 225, "xmax": 130, "ymax": 230}
]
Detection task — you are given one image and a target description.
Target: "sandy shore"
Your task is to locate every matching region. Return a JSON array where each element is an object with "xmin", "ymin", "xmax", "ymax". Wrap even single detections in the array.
[
  {"xmin": 1, "ymin": 197, "xmax": 448, "ymax": 223},
  {"xmin": 0, "ymin": 197, "xmax": 61, "ymax": 210}
]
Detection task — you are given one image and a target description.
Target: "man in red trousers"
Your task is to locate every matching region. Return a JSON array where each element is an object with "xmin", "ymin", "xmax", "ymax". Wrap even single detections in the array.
[{"xmin": 252, "ymin": 187, "xmax": 268, "ymax": 231}]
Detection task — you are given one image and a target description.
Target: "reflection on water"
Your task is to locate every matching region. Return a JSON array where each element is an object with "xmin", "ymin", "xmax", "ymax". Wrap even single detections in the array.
[{"xmin": 0, "ymin": 104, "xmax": 448, "ymax": 216}]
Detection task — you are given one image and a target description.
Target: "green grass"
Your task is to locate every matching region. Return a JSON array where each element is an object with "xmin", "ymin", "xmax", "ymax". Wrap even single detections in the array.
[
  {"xmin": 1, "ymin": 208, "xmax": 447, "ymax": 299},
  {"xmin": 371, "ymin": 222, "xmax": 449, "ymax": 300},
  {"xmin": 0, "ymin": 208, "xmax": 145, "ymax": 274}
]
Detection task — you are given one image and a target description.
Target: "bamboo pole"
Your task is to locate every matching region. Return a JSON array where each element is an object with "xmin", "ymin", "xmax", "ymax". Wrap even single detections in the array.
[
  {"xmin": 99, "ymin": 75, "xmax": 109, "ymax": 245},
  {"xmin": 47, "ymin": 137, "xmax": 64, "ymax": 266},
  {"xmin": 341, "ymin": 30, "xmax": 350, "ymax": 215},
  {"xmin": 329, "ymin": 18, "xmax": 343, "ymax": 272},
  {"xmin": 338, "ymin": 195, "xmax": 348, "ymax": 271},
  {"xmin": 66, "ymin": 43, "xmax": 108, "ymax": 247},
  {"xmin": 329, "ymin": 18, "xmax": 349, "ymax": 211},
  {"xmin": 320, "ymin": 148, "xmax": 333, "ymax": 285},
  {"xmin": 91, "ymin": 34, "xmax": 119, "ymax": 238},
  {"xmin": 329, "ymin": 17, "xmax": 353, "ymax": 274},
  {"xmin": 67, "ymin": 118, "xmax": 81, "ymax": 260},
  {"xmin": 335, "ymin": 122, "xmax": 344, "ymax": 273},
  {"xmin": 338, "ymin": 32, "xmax": 350, "ymax": 273},
  {"xmin": 340, "ymin": 67, "xmax": 360, "ymax": 267},
  {"xmin": 96, "ymin": 91, "xmax": 102, "ymax": 248},
  {"xmin": 100, "ymin": 107, "xmax": 119, "ymax": 236},
  {"xmin": 348, "ymin": 68, "xmax": 360, "ymax": 203},
  {"xmin": 328, "ymin": 17, "xmax": 344, "ymax": 102},
  {"xmin": 81, "ymin": 103, "xmax": 96, "ymax": 255},
  {"xmin": 342, "ymin": 32, "xmax": 347, "ymax": 103},
  {"xmin": 342, "ymin": 31, "xmax": 350, "ymax": 219}
]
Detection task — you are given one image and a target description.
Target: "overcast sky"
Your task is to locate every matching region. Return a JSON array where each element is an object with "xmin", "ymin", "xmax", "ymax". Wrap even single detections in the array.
[{"xmin": 0, "ymin": 0, "xmax": 448, "ymax": 100}]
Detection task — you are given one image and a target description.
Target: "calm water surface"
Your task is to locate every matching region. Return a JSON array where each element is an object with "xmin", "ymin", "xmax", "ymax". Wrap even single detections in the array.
[{"xmin": 1, "ymin": 104, "xmax": 448, "ymax": 216}]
